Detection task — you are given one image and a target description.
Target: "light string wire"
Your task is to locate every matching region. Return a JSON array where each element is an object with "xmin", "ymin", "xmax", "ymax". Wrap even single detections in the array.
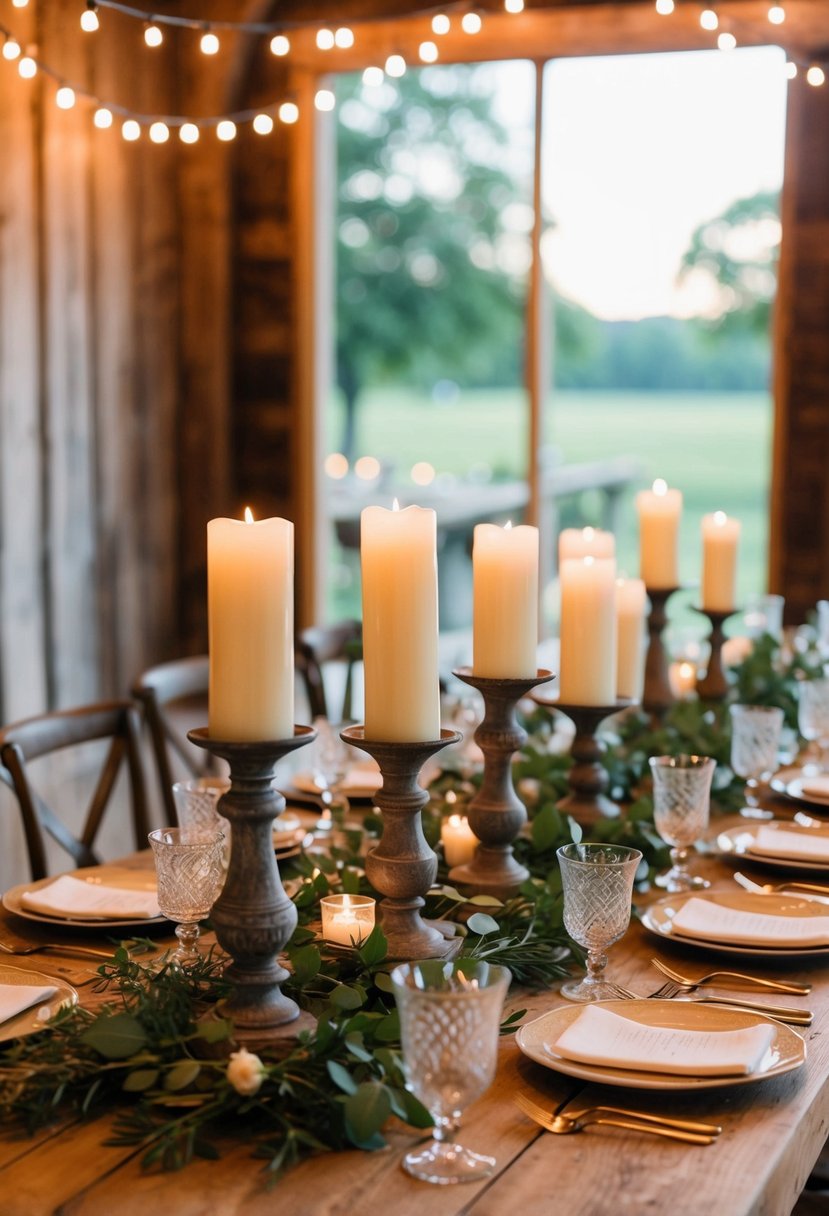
[{"xmin": 92, "ymin": 0, "xmax": 469, "ymax": 33}]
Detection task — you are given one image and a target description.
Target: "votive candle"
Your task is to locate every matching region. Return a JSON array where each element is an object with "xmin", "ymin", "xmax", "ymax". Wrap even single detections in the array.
[
  {"xmin": 441, "ymin": 814, "xmax": 478, "ymax": 866},
  {"xmin": 320, "ymin": 894, "xmax": 376, "ymax": 946}
]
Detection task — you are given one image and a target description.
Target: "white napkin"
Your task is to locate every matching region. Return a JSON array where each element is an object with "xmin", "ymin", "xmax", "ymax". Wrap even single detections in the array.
[
  {"xmin": 748, "ymin": 826, "xmax": 829, "ymax": 863},
  {"xmin": 21, "ymin": 874, "xmax": 160, "ymax": 920},
  {"xmin": 550, "ymin": 1003, "xmax": 775, "ymax": 1077},
  {"xmin": 0, "ymin": 982, "xmax": 58, "ymax": 1025},
  {"xmin": 340, "ymin": 766, "xmax": 382, "ymax": 794},
  {"xmin": 671, "ymin": 896, "xmax": 829, "ymax": 947},
  {"xmin": 799, "ymin": 775, "xmax": 829, "ymax": 800}
]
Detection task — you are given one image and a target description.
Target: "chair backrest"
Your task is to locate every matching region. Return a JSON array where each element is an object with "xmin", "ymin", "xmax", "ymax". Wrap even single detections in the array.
[
  {"xmin": 296, "ymin": 620, "xmax": 363, "ymax": 723},
  {"xmin": 0, "ymin": 700, "xmax": 150, "ymax": 881},
  {"xmin": 132, "ymin": 655, "xmax": 211, "ymax": 825}
]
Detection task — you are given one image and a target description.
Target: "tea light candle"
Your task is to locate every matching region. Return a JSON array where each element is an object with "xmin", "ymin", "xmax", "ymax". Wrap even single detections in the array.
[
  {"xmin": 207, "ymin": 510, "xmax": 294, "ymax": 741},
  {"xmin": 636, "ymin": 479, "xmax": 682, "ymax": 589},
  {"xmin": 669, "ymin": 660, "xmax": 697, "ymax": 699},
  {"xmin": 361, "ymin": 501, "xmax": 441, "ymax": 741},
  {"xmin": 558, "ymin": 526, "xmax": 615, "ymax": 564},
  {"xmin": 320, "ymin": 894, "xmax": 376, "ymax": 946},
  {"xmin": 441, "ymin": 814, "xmax": 478, "ymax": 866},
  {"xmin": 559, "ymin": 556, "xmax": 617, "ymax": 705},
  {"xmin": 473, "ymin": 521, "xmax": 539, "ymax": 678},
  {"xmin": 701, "ymin": 511, "xmax": 741, "ymax": 612},
  {"xmin": 615, "ymin": 577, "xmax": 647, "ymax": 700}
]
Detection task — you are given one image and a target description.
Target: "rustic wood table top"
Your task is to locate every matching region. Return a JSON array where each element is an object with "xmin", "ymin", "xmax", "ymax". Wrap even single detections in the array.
[{"xmin": 1, "ymin": 809, "xmax": 828, "ymax": 1216}]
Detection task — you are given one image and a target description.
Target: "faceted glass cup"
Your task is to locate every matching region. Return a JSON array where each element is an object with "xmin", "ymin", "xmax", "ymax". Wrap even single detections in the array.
[
  {"xmin": 148, "ymin": 827, "xmax": 225, "ymax": 966},
  {"xmin": 729, "ymin": 703, "xmax": 784, "ymax": 812},
  {"xmin": 649, "ymin": 754, "xmax": 715, "ymax": 891},
  {"xmin": 557, "ymin": 843, "xmax": 642, "ymax": 1002}
]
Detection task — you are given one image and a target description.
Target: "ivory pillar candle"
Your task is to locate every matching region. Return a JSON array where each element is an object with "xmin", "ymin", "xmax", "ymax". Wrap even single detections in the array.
[
  {"xmin": 701, "ymin": 511, "xmax": 741, "ymax": 612},
  {"xmin": 559, "ymin": 556, "xmax": 617, "ymax": 705},
  {"xmin": 208, "ymin": 511, "xmax": 294, "ymax": 741},
  {"xmin": 361, "ymin": 502, "xmax": 441, "ymax": 742},
  {"xmin": 441, "ymin": 814, "xmax": 478, "ymax": 866},
  {"xmin": 615, "ymin": 577, "xmax": 647, "ymax": 700},
  {"xmin": 473, "ymin": 522, "xmax": 539, "ymax": 678},
  {"xmin": 636, "ymin": 479, "xmax": 683, "ymax": 589},
  {"xmin": 558, "ymin": 526, "xmax": 615, "ymax": 564}
]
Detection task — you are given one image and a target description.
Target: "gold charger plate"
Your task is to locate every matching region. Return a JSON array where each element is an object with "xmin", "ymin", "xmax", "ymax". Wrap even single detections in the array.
[
  {"xmin": 717, "ymin": 821, "xmax": 829, "ymax": 874},
  {"xmin": 516, "ymin": 999, "xmax": 805, "ymax": 1091},
  {"xmin": 0, "ymin": 964, "xmax": 78, "ymax": 1044},
  {"xmin": 641, "ymin": 889, "xmax": 829, "ymax": 958},
  {"xmin": 291, "ymin": 768, "xmax": 382, "ymax": 801},
  {"xmin": 770, "ymin": 766, "xmax": 829, "ymax": 809},
  {"xmin": 3, "ymin": 865, "xmax": 164, "ymax": 930}
]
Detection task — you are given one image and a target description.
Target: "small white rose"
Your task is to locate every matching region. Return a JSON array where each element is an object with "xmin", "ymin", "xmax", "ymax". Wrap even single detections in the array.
[{"xmin": 227, "ymin": 1046, "xmax": 266, "ymax": 1096}]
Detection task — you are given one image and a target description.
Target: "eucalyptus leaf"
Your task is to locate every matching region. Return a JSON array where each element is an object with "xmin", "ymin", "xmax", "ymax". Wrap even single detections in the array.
[
  {"xmin": 330, "ymin": 984, "xmax": 364, "ymax": 1011},
  {"xmin": 531, "ymin": 804, "xmax": 562, "ymax": 851},
  {"xmin": 344, "ymin": 1081, "xmax": 392, "ymax": 1146},
  {"xmin": 122, "ymin": 1069, "xmax": 159, "ymax": 1093},
  {"xmin": 373, "ymin": 971, "xmax": 395, "ymax": 994},
  {"xmin": 290, "ymin": 944, "xmax": 322, "ymax": 986},
  {"xmin": 357, "ymin": 923, "xmax": 387, "ymax": 967},
  {"xmin": 467, "ymin": 894, "xmax": 503, "ymax": 907},
  {"xmin": 164, "ymin": 1060, "xmax": 201, "ymax": 1092},
  {"xmin": 81, "ymin": 1013, "xmax": 147, "ymax": 1061},
  {"xmin": 467, "ymin": 912, "xmax": 500, "ymax": 936},
  {"xmin": 327, "ymin": 1060, "xmax": 358, "ymax": 1095},
  {"xmin": 567, "ymin": 816, "xmax": 583, "ymax": 845}
]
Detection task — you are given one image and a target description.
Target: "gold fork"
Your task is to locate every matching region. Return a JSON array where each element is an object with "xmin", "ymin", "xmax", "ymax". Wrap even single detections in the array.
[
  {"xmin": 515, "ymin": 1093, "xmax": 721, "ymax": 1145},
  {"xmin": 733, "ymin": 871, "xmax": 829, "ymax": 900},
  {"xmin": 650, "ymin": 957, "xmax": 811, "ymax": 996}
]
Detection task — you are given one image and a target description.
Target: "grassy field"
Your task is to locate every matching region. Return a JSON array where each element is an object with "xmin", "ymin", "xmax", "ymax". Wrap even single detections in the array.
[{"xmin": 326, "ymin": 388, "xmax": 772, "ymax": 632}]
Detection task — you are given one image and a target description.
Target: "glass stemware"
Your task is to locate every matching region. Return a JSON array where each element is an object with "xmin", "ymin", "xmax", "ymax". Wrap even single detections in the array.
[
  {"xmin": 391, "ymin": 959, "xmax": 510, "ymax": 1186},
  {"xmin": 798, "ymin": 677, "xmax": 829, "ymax": 771},
  {"xmin": 148, "ymin": 827, "xmax": 225, "ymax": 965},
  {"xmin": 311, "ymin": 716, "xmax": 352, "ymax": 833},
  {"xmin": 649, "ymin": 754, "xmax": 715, "ymax": 892},
  {"xmin": 556, "ymin": 842, "xmax": 642, "ymax": 1002},
  {"xmin": 729, "ymin": 703, "xmax": 784, "ymax": 814}
]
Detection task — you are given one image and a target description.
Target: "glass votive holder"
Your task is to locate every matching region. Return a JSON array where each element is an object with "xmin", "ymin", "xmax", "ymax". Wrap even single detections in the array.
[
  {"xmin": 441, "ymin": 813, "xmax": 478, "ymax": 866},
  {"xmin": 320, "ymin": 893, "xmax": 376, "ymax": 946}
]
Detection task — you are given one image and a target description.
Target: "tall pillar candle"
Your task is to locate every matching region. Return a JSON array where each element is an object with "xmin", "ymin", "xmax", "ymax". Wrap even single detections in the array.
[
  {"xmin": 701, "ymin": 511, "xmax": 741, "ymax": 612},
  {"xmin": 559, "ymin": 556, "xmax": 617, "ymax": 704},
  {"xmin": 558, "ymin": 526, "xmax": 615, "ymax": 564},
  {"xmin": 473, "ymin": 522, "xmax": 539, "ymax": 678},
  {"xmin": 615, "ymin": 576, "xmax": 647, "ymax": 700},
  {"xmin": 636, "ymin": 479, "xmax": 683, "ymax": 589},
  {"xmin": 361, "ymin": 503, "xmax": 441, "ymax": 742},
  {"xmin": 208, "ymin": 511, "xmax": 294, "ymax": 741}
]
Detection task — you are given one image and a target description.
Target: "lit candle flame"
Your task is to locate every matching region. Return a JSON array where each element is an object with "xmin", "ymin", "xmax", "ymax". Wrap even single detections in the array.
[
  {"xmin": 713, "ymin": 510, "xmax": 727, "ymax": 526},
  {"xmin": 244, "ymin": 507, "xmax": 255, "ymax": 524},
  {"xmin": 392, "ymin": 497, "xmax": 400, "ymax": 512},
  {"xmin": 653, "ymin": 478, "xmax": 668, "ymax": 496},
  {"xmin": 583, "ymin": 526, "xmax": 595, "ymax": 539},
  {"xmin": 505, "ymin": 520, "xmax": 512, "ymax": 530}
]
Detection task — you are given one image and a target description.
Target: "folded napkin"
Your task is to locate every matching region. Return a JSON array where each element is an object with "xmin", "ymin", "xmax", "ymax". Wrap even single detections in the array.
[
  {"xmin": 550, "ymin": 1003, "xmax": 775, "ymax": 1077},
  {"xmin": 799, "ymin": 775, "xmax": 829, "ymax": 800},
  {"xmin": 748, "ymin": 826, "xmax": 829, "ymax": 863},
  {"xmin": 671, "ymin": 896, "xmax": 829, "ymax": 947},
  {"xmin": 0, "ymin": 981, "xmax": 58, "ymax": 1026},
  {"xmin": 21, "ymin": 874, "xmax": 160, "ymax": 920},
  {"xmin": 340, "ymin": 767, "xmax": 382, "ymax": 794}
]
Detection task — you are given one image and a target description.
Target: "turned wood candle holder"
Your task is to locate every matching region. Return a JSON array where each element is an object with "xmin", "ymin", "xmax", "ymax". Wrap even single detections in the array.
[
  {"xmin": 694, "ymin": 605, "xmax": 738, "ymax": 702},
  {"xmin": 188, "ymin": 725, "xmax": 315, "ymax": 1043},
  {"xmin": 340, "ymin": 724, "xmax": 462, "ymax": 960},
  {"xmin": 447, "ymin": 667, "xmax": 555, "ymax": 899},
  {"xmin": 643, "ymin": 585, "xmax": 679, "ymax": 719},
  {"xmin": 532, "ymin": 695, "xmax": 631, "ymax": 827}
]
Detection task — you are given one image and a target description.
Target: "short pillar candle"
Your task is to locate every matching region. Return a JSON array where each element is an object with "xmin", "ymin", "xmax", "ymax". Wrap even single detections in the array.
[
  {"xmin": 320, "ymin": 894, "xmax": 376, "ymax": 946},
  {"xmin": 473, "ymin": 521, "xmax": 539, "ymax": 679},
  {"xmin": 636, "ymin": 479, "xmax": 683, "ymax": 589},
  {"xmin": 701, "ymin": 511, "xmax": 741, "ymax": 612}
]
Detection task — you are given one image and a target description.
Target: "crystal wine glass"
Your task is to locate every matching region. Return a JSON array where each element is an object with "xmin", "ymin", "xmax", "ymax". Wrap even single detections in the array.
[
  {"xmin": 172, "ymin": 777, "xmax": 231, "ymax": 861},
  {"xmin": 391, "ymin": 959, "xmax": 510, "ymax": 1185},
  {"xmin": 557, "ymin": 842, "xmax": 642, "ymax": 1002},
  {"xmin": 311, "ymin": 716, "xmax": 352, "ymax": 833},
  {"xmin": 729, "ymin": 703, "xmax": 784, "ymax": 815},
  {"xmin": 148, "ymin": 827, "xmax": 225, "ymax": 965},
  {"xmin": 649, "ymin": 754, "xmax": 715, "ymax": 891},
  {"xmin": 798, "ymin": 677, "xmax": 829, "ymax": 771}
]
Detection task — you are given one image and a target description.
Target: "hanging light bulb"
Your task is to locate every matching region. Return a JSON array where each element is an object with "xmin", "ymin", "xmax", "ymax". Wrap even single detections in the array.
[
  {"xmin": 717, "ymin": 30, "xmax": 737, "ymax": 49},
  {"xmin": 279, "ymin": 101, "xmax": 299, "ymax": 124},
  {"xmin": 505, "ymin": 0, "xmax": 524, "ymax": 11},
  {"xmin": 785, "ymin": 60, "xmax": 798, "ymax": 79},
  {"xmin": 55, "ymin": 86, "xmax": 76, "ymax": 109},
  {"xmin": 200, "ymin": 30, "xmax": 220, "ymax": 55},
  {"xmin": 12, "ymin": 0, "xmax": 29, "ymax": 8},
  {"xmin": 18, "ymin": 56, "xmax": 37, "ymax": 79},
  {"xmin": 334, "ymin": 27, "xmax": 354, "ymax": 48},
  {"xmin": 655, "ymin": 0, "xmax": 674, "ymax": 13},
  {"xmin": 432, "ymin": 14, "xmax": 450, "ymax": 34},
  {"xmin": 362, "ymin": 66, "xmax": 384, "ymax": 86},
  {"xmin": 149, "ymin": 121, "xmax": 170, "ymax": 143},
  {"xmin": 179, "ymin": 122, "xmax": 200, "ymax": 143},
  {"xmin": 700, "ymin": 9, "xmax": 719, "ymax": 30},
  {"xmin": 462, "ymin": 12, "xmax": 483, "ymax": 33},
  {"xmin": 385, "ymin": 53, "xmax": 406, "ymax": 77},
  {"xmin": 768, "ymin": 4, "xmax": 785, "ymax": 23},
  {"xmin": 122, "ymin": 119, "xmax": 141, "ymax": 141},
  {"xmin": 807, "ymin": 65, "xmax": 826, "ymax": 86},
  {"xmin": 94, "ymin": 107, "xmax": 113, "ymax": 129},
  {"xmin": 419, "ymin": 41, "xmax": 439, "ymax": 63},
  {"xmin": 2, "ymin": 38, "xmax": 21, "ymax": 61},
  {"xmin": 316, "ymin": 28, "xmax": 335, "ymax": 50},
  {"xmin": 216, "ymin": 120, "xmax": 237, "ymax": 141},
  {"xmin": 144, "ymin": 23, "xmax": 163, "ymax": 48},
  {"xmin": 253, "ymin": 113, "xmax": 274, "ymax": 135},
  {"xmin": 80, "ymin": 6, "xmax": 99, "ymax": 33},
  {"xmin": 270, "ymin": 34, "xmax": 289, "ymax": 56},
  {"xmin": 314, "ymin": 89, "xmax": 336, "ymax": 111}
]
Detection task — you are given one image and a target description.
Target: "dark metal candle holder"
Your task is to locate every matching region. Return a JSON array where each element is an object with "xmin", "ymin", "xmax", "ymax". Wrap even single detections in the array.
[
  {"xmin": 694, "ymin": 605, "xmax": 738, "ymax": 702},
  {"xmin": 340, "ymin": 724, "xmax": 462, "ymax": 960},
  {"xmin": 643, "ymin": 585, "xmax": 679, "ymax": 719},
  {"xmin": 448, "ymin": 667, "xmax": 555, "ymax": 899},
  {"xmin": 188, "ymin": 725, "xmax": 315, "ymax": 1043},
  {"xmin": 532, "ymin": 695, "xmax": 632, "ymax": 827}
]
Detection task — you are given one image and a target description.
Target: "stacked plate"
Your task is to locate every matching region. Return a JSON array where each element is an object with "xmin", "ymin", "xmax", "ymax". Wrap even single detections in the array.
[
  {"xmin": 718, "ymin": 820, "xmax": 829, "ymax": 873},
  {"xmin": 641, "ymin": 889, "xmax": 829, "ymax": 958},
  {"xmin": 0, "ymin": 964, "xmax": 78, "ymax": 1044},
  {"xmin": 516, "ymin": 998, "xmax": 805, "ymax": 1091},
  {"xmin": 3, "ymin": 864, "xmax": 164, "ymax": 930},
  {"xmin": 770, "ymin": 767, "xmax": 829, "ymax": 811}
]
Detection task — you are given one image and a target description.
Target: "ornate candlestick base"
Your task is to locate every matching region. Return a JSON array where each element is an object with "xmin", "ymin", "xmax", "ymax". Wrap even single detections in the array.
[
  {"xmin": 448, "ymin": 667, "xmax": 555, "ymax": 899},
  {"xmin": 643, "ymin": 585, "xmax": 679, "ymax": 719},
  {"xmin": 188, "ymin": 725, "xmax": 315, "ymax": 1043},
  {"xmin": 694, "ymin": 606, "xmax": 738, "ymax": 701},
  {"xmin": 533, "ymin": 696, "xmax": 632, "ymax": 827},
  {"xmin": 341, "ymin": 725, "xmax": 462, "ymax": 960}
]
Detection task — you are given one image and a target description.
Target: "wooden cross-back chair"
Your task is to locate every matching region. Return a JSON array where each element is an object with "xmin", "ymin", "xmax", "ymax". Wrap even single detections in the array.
[
  {"xmin": 296, "ymin": 619, "xmax": 363, "ymax": 723},
  {"xmin": 0, "ymin": 700, "xmax": 150, "ymax": 882},
  {"xmin": 132, "ymin": 655, "xmax": 212, "ymax": 826}
]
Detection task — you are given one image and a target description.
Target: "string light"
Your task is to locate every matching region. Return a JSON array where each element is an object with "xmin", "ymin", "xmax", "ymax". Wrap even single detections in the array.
[
  {"xmin": 121, "ymin": 119, "xmax": 141, "ymax": 141},
  {"xmin": 2, "ymin": 37, "xmax": 21, "ymax": 60},
  {"xmin": 269, "ymin": 34, "xmax": 289, "ymax": 56},
  {"xmin": 253, "ymin": 113, "xmax": 273, "ymax": 135},
  {"xmin": 179, "ymin": 122, "xmax": 199, "ymax": 143},
  {"xmin": 807, "ymin": 65, "xmax": 826, "ymax": 86},
  {"xmin": 216, "ymin": 119, "xmax": 236, "ymax": 140},
  {"xmin": 385, "ymin": 53, "xmax": 406, "ymax": 77},
  {"xmin": 700, "ymin": 9, "xmax": 719, "ymax": 30},
  {"xmin": 419, "ymin": 40, "xmax": 438, "ymax": 63},
  {"xmin": 200, "ymin": 30, "xmax": 219, "ymax": 55},
  {"xmin": 334, "ymin": 27, "xmax": 354, "ymax": 49},
  {"xmin": 144, "ymin": 23, "xmax": 163, "ymax": 47},
  {"xmin": 461, "ymin": 12, "xmax": 483, "ymax": 34},
  {"xmin": 655, "ymin": 0, "xmax": 674, "ymax": 13},
  {"xmin": 362, "ymin": 66, "xmax": 384, "ymax": 86},
  {"xmin": 316, "ymin": 28, "xmax": 335, "ymax": 50},
  {"xmin": 94, "ymin": 106, "xmax": 113, "ymax": 128},
  {"xmin": 785, "ymin": 60, "xmax": 798, "ymax": 79},
  {"xmin": 505, "ymin": 0, "xmax": 524, "ymax": 12},
  {"xmin": 56, "ymin": 85, "xmax": 76, "ymax": 109},
  {"xmin": 432, "ymin": 14, "xmax": 450, "ymax": 34},
  {"xmin": 149, "ymin": 120, "xmax": 169, "ymax": 142},
  {"xmin": 11, "ymin": 0, "xmax": 28, "ymax": 8},
  {"xmin": 314, "ymin": 89, "xmax": 335, "ymax": 112},
  {"xmin": 80, "ymin": 6, "xmax": 100, "ymax": 33},
  {"xmin": 278, "ymin": 101, "xmax": 299, "ymax": 124},
  {"xmin": 717, "ymin": 30, "xmax": 737, "ymax": 49},
  {"xmin": 18, "ymin": 56, "xmax": 37, "ymax": 78},
  {"xmin": 768, "ymin": 4, "xmax": 786, "ymax": 23}
]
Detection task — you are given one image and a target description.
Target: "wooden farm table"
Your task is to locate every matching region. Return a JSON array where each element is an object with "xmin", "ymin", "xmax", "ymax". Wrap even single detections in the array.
[{"xmin": 1, "ymin": 824, "xmax": 827, "ymax": 1216}]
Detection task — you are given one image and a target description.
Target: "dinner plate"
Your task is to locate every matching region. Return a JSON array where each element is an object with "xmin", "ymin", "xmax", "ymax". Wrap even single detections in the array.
[
  {"xmin": 0, "ymin": 964, "xmax": 78, "ymax": 1044},
  {"xmin": 291, "ymin": 768, "xmax": 382, "ymax": 800},
  {"xmin": 770, "ymin": 766, "xmax": 829, "ymax": 809},
  {"xmin": 717, "ymin": 821, "xmax": 829, "ymax": 873},
  {"xmin": 641, "ymin": 889, "xmax": 829, "ymax": 958},
  {"xmin": 516, "ymin": 999, "xmax": 805, "ymax": 1091},
  {"xmin": 3, "ymin": 865, "xmax": 166, "ymax": 930},
  {"xmin": 273, "ymin": 828, "xmax": 313, "ymax": 862}
]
